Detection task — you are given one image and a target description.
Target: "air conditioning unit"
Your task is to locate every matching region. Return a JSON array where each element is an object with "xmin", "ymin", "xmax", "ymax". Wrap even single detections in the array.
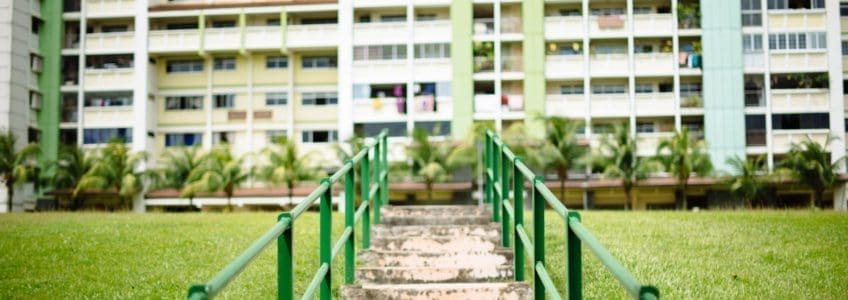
[{"xmin": 30, "ymin": 92, "xmax": 41, "ymax": 110}]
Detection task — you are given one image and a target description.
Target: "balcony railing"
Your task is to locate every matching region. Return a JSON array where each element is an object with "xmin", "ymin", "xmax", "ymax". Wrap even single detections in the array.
[
  {"xmin": 590, "ymin": 53, "xmax": 629, "ymax": 76},
  {"xmin": 244, "ymin": 26, "xmax": 281, "ymax": 49},
  {"xmin": 544, "ymin": 16, "xmax": 584, "ymax": 39},
  {"xmin": 590, "ymin": 94, "xmax": 629, "ymax": 116},
  {"xmin": 545, "ymin": 55, "xmax": 584, "ymax": 78},
  {"xmin": 412, "ymin": 96, "xmax": 452, "ymax": 120},
  {"xmin": 635, "ymin": 92, "xmax": 675, "ymax": 115},
  {"xmin": 680, "ymin": 92, "xmax": 703, "ymax": 108},
  {"xmin": 744, "ymin": 52, "xmax": 765, "ymax": 69},
  {"xmin": 204, "ymin": 28, "xmax": 240, "ymax": 51},
  {"xmin": 474, "ymin": 94, "xmax": 499, "ymax": 113},
  {"xmin": 746, "ymin": 129, "xmax": 766, "ymax": 147},
  {"xmin": 352, "ymin": 97, "xmax": 407, "ymax": 122},
  {"xmin": 474, "ymin": 56, "xmax": 494, "ymax": 73},
  {"xmin": 502, "ymin": 55, "xmax": 523, "ymax": 72},
  {"xmin": 288, "ymin": 24, "xmax": 339, "ymax": 48},
  {"xmin": 546, "ymin": 94, "xmax": 586, "ymax": 117},
  {"xmin": 86, "ymin": 0, "xmax": 134, "ymax": 16},
  {"xmin": 473, "ymin": 18, "xmax": 495, "ymax": 35},
  {"xmin": 770, "ymin": 88, "xmax": 829, "ymax": 112},
  {"xmin": 590, "ymin": 15, "xmax": 627, "ymax": 36},
  {"xmin": 86, "ymin": 32, "xmax": 135, "ymax": 53},
  {"xmin": 353, "ymin": 22, "xmax": 405, "ymax": 45},
  {"xmin": 84, "ymin": 68, "xmax": 134, "ymax": 90},
  {"xmin": 148, "ymin": 29, "xmax": 200, "ymax": 53},
  {"xmin": 745, "ymin": 90, "xmax": 764, "ymax": 107},
  {"xmin": 637, "ymin": 132, "xmax": 675, "ymax": 156},
  {"xmin": 61, "ymin": 109, "xmax": 78, "ymax": 123},
  {"xmin": 769, "ymin": 51, "xmax": 828, "ymax": 72},
  {"xmin": 772, "ymin": 129, "xmax": 830, "ymax": 152},
  {"xmin": 633, "ymin": 13, "xmax": 673, "ymax": 36},
  {"xmin": 501, "ymin": 17, "xmax": 522, "ymax": 34},
  {"xmin": 413, "ymin": 20, "xmax": 450, "ymax": 42},
  {"xmin": 633, "ymin": 52, "xmax": 674, "ymax": 75}
]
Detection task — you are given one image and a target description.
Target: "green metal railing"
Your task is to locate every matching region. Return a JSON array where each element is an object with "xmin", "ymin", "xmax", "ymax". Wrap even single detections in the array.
[
  {"xmin": 187, "ymin": 130, "xmax": 389, "ymax": 300},
  {"xmin": 484, "ymin": 130, "xmax": 659, "ymax": 300}
]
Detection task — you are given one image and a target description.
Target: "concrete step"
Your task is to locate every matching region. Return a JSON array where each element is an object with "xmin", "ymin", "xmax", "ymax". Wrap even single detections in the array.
[
  {"xmin": 371, "ymin": 224, "xmax": 501, "ymax": 239},
  {"xmin": 381, "ymin": 205, "xmax": 492, "ymax": 218},
  {"xmin": 370, "ymin": 236, "xmax": 502, "ymax": 252},
  {"xmin": 381, "ymin": 215, "xmax": 492, "ymax": 226},
  {"xmin": 359, "ymin": 249, "xmax": 513, "ymax": 268},
  {"xmin": 356, "ymin": 265, "xmax": 514, "ymax": 284},
  {"xmin": 341, "ymin": 282, "xmax": 532, "ymax": 299}
]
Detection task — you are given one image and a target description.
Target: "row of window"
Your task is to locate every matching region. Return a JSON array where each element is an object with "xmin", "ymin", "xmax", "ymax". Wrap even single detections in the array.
[
  {"xmin": 163, "ymin": 130, "xmax": 338, "ymax": 147},
  {"xmin": 163, "ymin": 92, "xmax": 336, "ymax": 110},
  {"xmin": 165, "ymin": 56, "xmax": 335, "ymax": 73},
  {"xmin": 746, "ymin": 113, "xmax": 829, "ymax": 130},
  {"xmin": 352, "ymin": 43, "xmax": 451, "ymax": 61},
  {"xmin": 563, "ymin": 83, "xmax": 701, "ymax": 95}
]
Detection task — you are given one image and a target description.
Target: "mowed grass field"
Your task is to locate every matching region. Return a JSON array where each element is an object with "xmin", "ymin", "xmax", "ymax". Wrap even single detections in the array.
[{"xmin": 0, "ymin": 210, "xmax": 846, "ymax": 299}]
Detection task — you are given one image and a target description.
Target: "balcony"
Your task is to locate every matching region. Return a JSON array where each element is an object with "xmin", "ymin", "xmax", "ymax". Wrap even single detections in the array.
[
  {"xmin": 745, "ymin": 90, "xmax": 765, "ymax": 107},
  {"xmin": 86, "ymin": 32, "xmax": 135, "ymax": 54},
  {"xmin": 86, "ymin": 0, "xmax": 134, "ymax": 18},
  {"xmin": 83, "ymin": 106, "xmax": 134, "ymax": 127},
  {"xmin": 590, "ymin": 54, "xmax": 628, "ymax": 77},
  {"xmin": 546, "ymin": 94, "xmax": 586, "ymax": 118},
  {"xmin": 772, "ymin": 129, "xmax": 830, "ymax": 153},
  {"xmin": 412, "ymin": 96, "xmax": 452, "ymax": 121},
  {"xmin": 744, "ymin": 52, "xmax": 765, "ymax": 71},
  {"xmin": 501, "ymin": 17, "xmax": 523, "ymax": 37},
  {"xmin": 769, "ymin": 52, "xmax": 827, "ymax": 73},
  {"xmin": 244, "ymin": 26, "xmax": 282, "ymax": 50},
  {"xmin": 352, "ymin": 60, "xmax": 408, "ymax": 83},
  {"xmin": 746, "ymin": 129, "xmax": 767, "ymax": 147},
  {"xmin": 412, "ymin": 58, "xmax": 451, "ymax": 82},
  {"xmin": 633, "ymin": 14, "xmax": 673, "ymax": 37},
  {"xmin": 633, "ymin": 52, "xmax": 674, "ymax": 75},
  {"xmin": 770, "ymin": 89, "xmax": 829, "ymax": 113},
  {"xmin": 502, "ymin": 55, "xmax": 523, "ymax": 73},
  {"xmin": 474, "ymin": 94, "xmax": 523, "ymax": 115},
  {"xmin": 545, "ymin": 55, "xmax": 584, "ymax": 79},
  {"xmin": 353, "ymin": 22, "xmax": 407, "ymax": 45},
  {"xmin": 634, "ymin": 92, "xmax": 675, "ymax": 116},
  {"xmin": 204, "ymin": 28, "xmax": 240, "ymax": 52},
  {"xmin": 288, "ymin": 24, "xmax": 339, "ymax": 48},
  {"xmin": 473, "ymin": 18, "xmax": 495, "ymax": 37},
  {"xmin": 637, "ymin": 132, "xmax": 675, "ymax": 156},
  {"xmin": 680, "ymin": 92, "xmax": 703, "ymax": 114},
  {"xmin": 589, "ymin": 15, "xmax": 627, "ymax": 37},
  {"xmin": 29, "ymin": 33, "xmax": 39, "ymax": 53},
  {"xmin": 768, "ymin": 10, "xmax": 826, "ymax": 30},
  {"xmin": 414, "ymin": 20, "xmax": 451, "ymax": 43},
  {"xmin": 544, "ymin": 16, "xmax": 584, "ymax": 40},
  {"xmin": 84, "ymin": 68, "xmax": 134, "ymax": 91},
  {"xmin": 148, "ymin": 29, "xmax": 200, "ymax": 53},
  {"xmin": 590, "ymin": 94, "xmax": 629, "ymax": 117},
  {"xmin": 474, "ymin": 56, "xmax": 495, "ymax": 73},
  {"xmin": 352, "ymin": 97, "xmax": 407, "ymax": 122}
]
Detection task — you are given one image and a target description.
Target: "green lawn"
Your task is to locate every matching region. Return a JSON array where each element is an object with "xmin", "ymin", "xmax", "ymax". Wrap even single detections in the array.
[{"xmin": 0, "ymin": 211, "xmax": 845, "ymax": 299}]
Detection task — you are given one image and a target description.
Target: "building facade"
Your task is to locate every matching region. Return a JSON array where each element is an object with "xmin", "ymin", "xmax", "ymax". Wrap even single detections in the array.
[{"xmin": 3, "ymin": 0, "xmax": 848, "ymax": 210}]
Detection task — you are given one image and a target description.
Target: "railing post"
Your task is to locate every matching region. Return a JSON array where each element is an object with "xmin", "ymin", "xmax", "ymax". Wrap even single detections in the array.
[
  {"xmin": 277, "ymin": 212, "xmax": 293, "ymax": 300},
  {"xmin": 492, "ymin": 140, "xmax": 501, "ymax": 222},
  {"xmin": 513, "ymin": 157, "xmax": 525, "ymax": 281},
  {"xmin": 566, "ymin": 211, "xmax": 583, "ymax": 300},
  {"xmin": 373, "ymin": 145, "xmax": 382, "ymax": 225},
  {"xmin": 344, "ymin": 162, "xmax": 355, "ymax": 285},
  {"xmin": 319, "ymin": 178, "xmax": 332, "ymax": 300},
  {"xmin": 533, "ymin": 176, "xmax": 545, "ymax": 300},
  {"xmin": 485, "ymin": 132, "xmax": 492, "ymax": 204},
  {"xmin": 381, "ymin": 134, "xmax": 388, "ymax": 205},
  {"xmin": 360, "ymin": 152, "xmax": 371, "ymax": 249},
  {"xmin": 500, "ymin": 146, "xmax": 510, "ymax": 247}
]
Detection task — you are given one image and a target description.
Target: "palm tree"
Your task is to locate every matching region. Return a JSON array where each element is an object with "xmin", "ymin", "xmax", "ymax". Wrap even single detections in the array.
[
  {"xmin": 0, "ymin": 131, "xmax": 40, "ymax": 212},
  {"xmin": 656, "ymin": 128, "xmax": 713, "ymax": 210},
  {"xmin": 538, "ymin": 117, "xmax": 587, "ymax": 201},
  {"xmin": 725, "ymin": 155, "xmax": 769, "ymax": 208},
  {"xmin": 156, "ymin": 146, "xmax": 204, "ymax": 210},
  {"xmin": 446, "ymin": 122, "xmax": 493, "ymax": 193},
  {"xmin": 75, "ymin": 140, "xmax": 148, "ymax": 210},
  {"xmin": 183, "ymin": 145, "xmax": 250, "ymax": 212},
  {"xmin": 333, "ymin": 133, "xmax": 366, "ymax": 162},
  {"xmin": 780, "ymin": 136, "xmax": 843, "ymax": 208},
  {"xmin": 596, "ymin": 124, "xmax": 654, "ymax": 210},
  {"xmin": 259, "ymin": 137, "xmax": 318, "ymax": 206},
  {"xmin": 52, "ymin": 145, "xmax": 92, "ymax": 210},
  {"xmin": 407, "ymin": 127, "xmax": 452, "ymax": 201}
]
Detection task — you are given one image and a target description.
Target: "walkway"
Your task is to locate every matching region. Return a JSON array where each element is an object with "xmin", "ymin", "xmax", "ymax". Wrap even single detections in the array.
[{"xmin": 341, "ymin": 205, "xmax": 531, "ymax": 299}]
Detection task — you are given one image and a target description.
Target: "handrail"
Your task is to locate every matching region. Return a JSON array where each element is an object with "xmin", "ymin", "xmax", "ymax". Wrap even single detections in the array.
[
  {"xmin": 484, "ymin": 130, "xmax": 659, "ymax": 300},
  {"xmin": 187, "ymin": 129, "xmax": 389, "ymax": 300}
]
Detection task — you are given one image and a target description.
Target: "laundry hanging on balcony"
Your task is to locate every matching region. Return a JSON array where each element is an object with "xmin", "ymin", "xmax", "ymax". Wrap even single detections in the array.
[
  {"xmin": 393, "ymin": 84, "xmax": 406, "ymax": 114},
  {"xmin": 416, "ymin": 95, "xmax": 436, "ymax": 112},
  {"xmin": 597, "ymin": 15, "xmax": 624, "ymax": 29}
]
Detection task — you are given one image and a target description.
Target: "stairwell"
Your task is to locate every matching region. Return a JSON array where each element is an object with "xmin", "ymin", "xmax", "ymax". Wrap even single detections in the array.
[{"xmin": 341, "ymin": 205, "xmax": 532, "ymax": 299}]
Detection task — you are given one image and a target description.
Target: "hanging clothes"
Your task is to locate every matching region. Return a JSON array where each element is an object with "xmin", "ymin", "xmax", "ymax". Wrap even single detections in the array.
[
  {"xmin": 371, "ymin": 98, "xmax": 383, "ymax": 110},
  {"xmin": 396, "ymin": 97, "xmax": 406, "ymax": 114},
  {"xmin": 678, "ymin": 52, "xmax": 688, "ymax": 66}
]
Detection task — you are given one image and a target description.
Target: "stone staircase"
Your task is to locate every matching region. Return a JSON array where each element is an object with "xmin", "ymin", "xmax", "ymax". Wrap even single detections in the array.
[{"xmin": 341, "ymin": 205, "xmax": 532, "ymax": 299}]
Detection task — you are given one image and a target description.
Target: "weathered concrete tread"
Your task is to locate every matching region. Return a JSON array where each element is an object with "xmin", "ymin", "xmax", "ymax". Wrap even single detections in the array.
[
  {"xmin": 341, "ymin": 282, "xmax": 532, "ymax": 300},
  {"xmin": 359, "ymin": 249, "xmax": 513, "ymax": 267},
  {"xmin": 371, "ymin": 224, "xmax": 501, "ymax": 238},
  {"xmin": 356, "ymin": 265, "xmax": 514, "ymax": 284}
]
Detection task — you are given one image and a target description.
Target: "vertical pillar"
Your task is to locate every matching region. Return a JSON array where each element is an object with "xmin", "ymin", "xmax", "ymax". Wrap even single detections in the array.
[
  {"xmin": 319, "ymin": 179, "xmax": 332, "ymax": 300},
  {"xmin": 337, "ymin": 0, "xmax": 354, "ymax": 141},
  {"xmin": 522, "ymin": 0, "xmax": 545, "ymax": 137},
  {"xmin": 344, "ymin": 162, "xmax": 355, "ymax": 284},
  {"xmin": 826, "ymin": 0, "xmax": 846, "ymax": 173},
  {"xmin": 37, "ymin": 0, "xmax": 64, "ymax": 180},
  {"xmin": 277, "ymin": 212, "xmax": 294, "ymax": 300},
  {"xmin": 132, "ymin": 0, "xmax": 150, "ymax": 213},
  {"xmin": 450, "ymin": 0, "xmax": 473, "ymax": 139}
]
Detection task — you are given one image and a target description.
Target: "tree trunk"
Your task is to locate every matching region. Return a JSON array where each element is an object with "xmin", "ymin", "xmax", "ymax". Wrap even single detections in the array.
[
  {"xmin": 559, "ymin": 168, "xmax": 568, "ymax": 203},
  {"xmin": 288, "ymin": 183, "xmax": 294, "ymax": 207},
  {"xmin": 188, "ymin": 196, "xmax": 195, "ymax": 212},
  {"xmin": 680, "ymin": 183, "xmax": 689, "ymax": 210},
  {"xmin": 812, "ymin": 189, "xmax": 822, "ymax": 209},
  {"xmin": 227, "ymin": 195, "xmax": 232, "ymax": 212},
  {"xmin": 623, "ymin": 186, "xmax": 632, "ymax": 210},
  {"xmin": 427, "ymin": 181, "xmax": 433, "ymax": 202},
  {"xmin": 6, "ymin": 181, "xmax": 14, "ymax": 213}
]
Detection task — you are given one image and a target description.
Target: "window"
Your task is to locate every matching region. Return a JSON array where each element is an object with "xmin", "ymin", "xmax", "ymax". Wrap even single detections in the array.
[
  {"xmin": 302, "ymin": 130, "xmax": 338, "ymax": 143},
  {"xmin": 267, "ymin": 130, "xmax": 288, "ymax": 144},
  {"xmin": 211, "ymin": 20, "xmax": 236, "ymax": 28},
  {"xmin": 842, "ymin": 41, "xmax": 848, "ymax": 55},
  {"xmin": 212, "ymin": 132, "xmax": 233, "ymax": 144},
  {"xmin": 213, "ymin": 94, "xmax": 234, "ymax": 108},
  {"xmin": 741, "ymin": 0, "xmax": 762, "ymax": 27},
  {"xmin": 267, "ymin": 18, "xmax": 280, "ymax": 26},
  {"xmin": 102, "ymin": 25, "xmax": 129, "ymax": 33},
  {"xmin": 414, "ymin": 43, "xmax": 451, "ymax": 59},
  {"xmin": 84, "ymin": 93, "xmax": 133, "ymax": 107},
  {"xmin": 84, "ymin": 128, "xmax": 132, "ymax": 144},
  {"xmin": 380, "ymin": 15, "xmax": 406, "ymax": 22},
  {"xmin": 165, "ymin": 96, "xmax": 203, "ymax": 110},
  {"xmin": 415, "ymin": 121, "xmax": 451, "ymax": 136},
  {"xmin": 266, "ymin": 56, "xmax": 288, "ymax": 69},
  {"xmin": 559, "ymin": 9, "xmax": 581, "ymax": 16},
  {"xmin": 634, "ymin": 84, "xmax": 654, "ymax": 94},
  {"xmin": 772, "ymin": 113, "xmax": 830, "ymax": 129},
  {"xmin": 355, "ymin": 122, "xmax": 408, "ymax": 137},
  {"xmin": 165, "ymin": 133, "xmax": 202, "ymax": 147},
  {"xmin": 302, "ymin": 56, "xmax": 337, "ymax": 69},
  {"xmin": 213, "ymin": 57, "xmax": 236, "ymax": 71},
  {"xmin": 633, "ymin": 7, "xmax": 652, "ymax": 14},
  {"xmin": 166, "ymin": 60, "xmax": 203, "ymax": 73},
  {"xmin": 842, "ymin": 3, "xmax": 848, "ymax": 16},
  {"xmin": 680, "ymin": 83, "xmax": 702, "ymax": 96},
  {"xmin": 560, "ymin": 85, "xmax": 584, "ymax": 95},
  {"xmin": 591, "ymin": 85, "xmax": 626, "ymax": 94},
  {"xmin": 768, "ymin": 32, "xmax": 826, "ymax": 50},
  {"xmin": 354, "ymin": 45, "xmax": 408, "ymax": 61},
  {"xmin": 301, "ymin": 18, "xmax": 337, "ymax": 25},
  {"xmin": 636, "ymin": 122, "xmax": 655, "ymax": 133},
  {"xmin": 768, "ymin": 0, "xmax": 824, "ymax": 9},
  {"xmin": 302, "ymin": 92, "xmax": 338, "ymax": 105},
  {"xmin": 417, "ymin": 14, "xmax": 437, "ymax": 21},
  {"xmin": 166, "ymin": 23, "xmax": 197, "ymax": 30},
  {"xmin": 592, "ymin": 45, "xmax": 627, "ymax": 54},
  {"xmin": 265, "ymin": 92, "xmax": 288, "ymax": 105},
  {"xmin": 590, "ymin": 8, "xmax": 625, "ymax": 16}
]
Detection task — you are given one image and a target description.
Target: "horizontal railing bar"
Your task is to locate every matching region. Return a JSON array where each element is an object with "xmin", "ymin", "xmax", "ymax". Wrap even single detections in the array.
[
  {"xmin": 533, "ymin": 181, "xmax": 568, "ymax": 219},
  {"xmin": 493, "ymin": 184, "xmax": 502, "ymax": 198},
  {"xmin": 189, "ymin": 218, "xmax": 291, "ymax": 299},
  {"xmin": 354, "ymin": 200, "xmax": 369, "ymax": 224},
  {"xmin": 515, "ymin": 224, "xmax": 534, "ymax": 263},
  {"xmin": 515, "ymin": 162, "xmax": 535, "ymax": 184},
  {"xmin": 368, "ymin": 184, "xmax": 380, "ymax": 201},
  {"xmin": 301, "ymin": 263, "xmax": 330, "ymax": 300},
  {"xmin": 291, "ymin": 182, "xmax": 330, "ymax": 219},
  {"xmin": 503, "ymin": 147, "xmax": 516, "ymax": 162},
  {"xmin": 329, "ymin": 161, "xmax": 353, "ymax": 183},
  {"xmin": 331, "ymin": 227, "xmax": 353, "ymax": 260},
  {"xmin": 568, "ymin": 216, "xmax": 645, "ymax": 299},
  {"xmin": 535, "ymin": 262, "xmax": 564, "ymax": 300},
  {"xmin": 380, "ymin": 170, "xmax": 388, "ymax": 181},
  {"xmin": 350, "ymin": 147, "xmax": 369, "ymax": 164},
  {"xmin": 486, "ymin": 169, "xmax": 494, "ymax": 181},
  {"xmin": 503, "ymin": 199, "xmax": 514, "ymax": 219}
]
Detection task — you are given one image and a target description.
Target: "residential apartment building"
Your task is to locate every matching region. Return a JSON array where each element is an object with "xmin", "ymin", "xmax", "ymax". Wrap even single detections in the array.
[{"xmin": 3, "ymin": 0, "xmax": 848, "ymax": 210}]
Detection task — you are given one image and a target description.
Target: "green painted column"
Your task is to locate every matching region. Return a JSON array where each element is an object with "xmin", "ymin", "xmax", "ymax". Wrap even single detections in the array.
[
  {"xmin": 38, "ymin": 0, "xmax": 63, "ymax": 184},
  {"xmin": 701, "ymin": 0, "xmax": 745, "ymax": 172},
  {"xmin": 451, "ymin": 0, "xmax": 473, "ymax": 139},
  {"xmin": 522, "ymin": 0, "xmax": 545, "ymax": 138}
]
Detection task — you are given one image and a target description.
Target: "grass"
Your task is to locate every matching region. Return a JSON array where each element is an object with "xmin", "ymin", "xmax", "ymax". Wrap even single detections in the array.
[{"xmin": 0, "ymin": 211, "xmax": 846, "ymax": 299}]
